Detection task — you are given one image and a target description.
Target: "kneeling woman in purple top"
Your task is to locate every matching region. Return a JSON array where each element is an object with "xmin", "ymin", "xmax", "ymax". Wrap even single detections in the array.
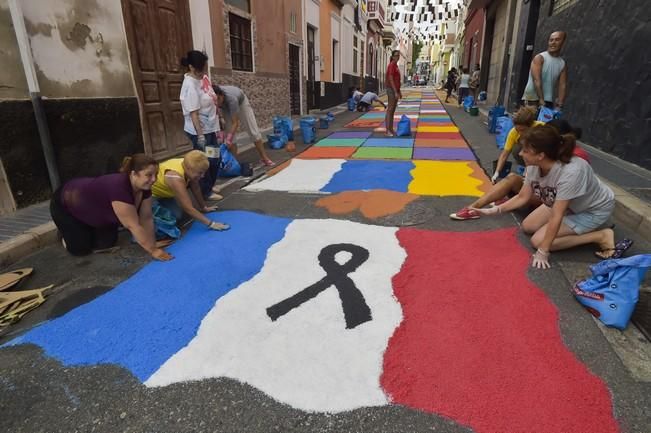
[{"xmin": 50, "ymin": 154, "xmax": 173, "ymax": 261}]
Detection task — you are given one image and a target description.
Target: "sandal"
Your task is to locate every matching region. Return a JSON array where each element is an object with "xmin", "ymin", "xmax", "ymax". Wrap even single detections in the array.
[
  {"xmin": 595, "ymin": 238, "xmax": 633, "ymax": 260},
  {"xmin": 261, "ymin": 158, "xmax": 275, "ymax": 167}
]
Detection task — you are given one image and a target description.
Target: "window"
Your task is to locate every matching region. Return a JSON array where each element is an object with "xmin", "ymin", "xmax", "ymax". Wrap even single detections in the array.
[
  {"xmin": 229, "ymin": 13, "xmax": 253, "ymax": 72},
  {"xmin": 353, "ymin": 35, "xmax": 358, "ymax": 74},
  {"xmin": 290, "ymin": 11, "xmax": 297, "ymax": 34},
  {"xmin": 225, "ymin": 0, "xmax": 250, "ymax": 13},
  {"xmin": 550, "ymin": 0, "xmax": 578, "ymax": 15},
  {"xmin": 332, "ymin": 39, "xmax": 338, "ymax": 81}
]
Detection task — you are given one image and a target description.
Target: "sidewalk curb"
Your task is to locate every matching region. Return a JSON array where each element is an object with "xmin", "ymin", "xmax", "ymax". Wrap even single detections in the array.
[
  {"xmin": 601, "ymin": 178, "xmax": 651, "ymax": 242},
  {"xmin": 0, "ymin": 222, "xmax": 57, "ymax": 268}
]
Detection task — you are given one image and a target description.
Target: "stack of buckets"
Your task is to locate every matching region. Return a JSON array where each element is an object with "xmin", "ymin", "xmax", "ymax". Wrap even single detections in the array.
[{"xmin": 300, "ymin": 117, "xmax": 317, "ymax": 144}]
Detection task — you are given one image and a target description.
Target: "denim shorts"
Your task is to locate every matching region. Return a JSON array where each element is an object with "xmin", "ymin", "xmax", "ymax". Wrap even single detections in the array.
[{"xmin": 563, "ymin": 204, "xmax": 614, "ymax": 235}]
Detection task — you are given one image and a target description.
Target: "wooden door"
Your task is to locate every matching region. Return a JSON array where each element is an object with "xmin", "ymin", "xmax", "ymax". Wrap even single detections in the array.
[
  {"xmin": 289, "ymin": 44, "xmax": 301, "ymax": 115},
  {"xmin": 122, "ymin": 0, "xmax": 193, "ymax": 160}
]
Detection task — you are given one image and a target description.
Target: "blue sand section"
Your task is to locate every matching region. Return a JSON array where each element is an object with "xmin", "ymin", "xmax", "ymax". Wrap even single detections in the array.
[
  {"xmin": 320, "ymin": 160, "xmax": 415, "ymax": 193},
  {"xmin": 7, "ymin": 211, "xmax": 291, "ymax": 382},
  {"xmin": 363, "ymin": 138, "xmax": 414, "ymax": 148}
]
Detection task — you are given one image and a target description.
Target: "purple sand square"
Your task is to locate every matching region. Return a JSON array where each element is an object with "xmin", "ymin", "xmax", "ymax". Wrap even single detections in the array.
[
  {"xmin": 328, "ymin": 131, "xmax": 373, "ymax": 139},
  {"xmin": 413, "ymin": 147, "xmax": 476, "ymax": 161}
]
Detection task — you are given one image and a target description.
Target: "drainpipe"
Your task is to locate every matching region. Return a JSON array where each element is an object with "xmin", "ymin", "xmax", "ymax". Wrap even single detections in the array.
[
  {"xmin": 8, "ymin": 0, "xmax": 60, "ymax": 190},
  {"xmin": 496, "ymin": 0, "xmax": 519, "ymax": 106}
]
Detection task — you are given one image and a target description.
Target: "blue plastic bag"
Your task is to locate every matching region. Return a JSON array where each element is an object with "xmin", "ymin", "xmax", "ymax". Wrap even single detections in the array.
[
  {"xmin": 152, "ymin": 201, "xmax": 180, "ymax": 239},
  {"xmin": 572, "ymin": 254, "xmax": 651, "ymax": 329},
  {"xmin": 217, "ymin": 143, "xmax": 241, "ymax": 177},
  {"xmin": 267, "ymin": 134, "xmax": 286, "ymax": 149},
  {"xmin": 495, "ymin": 116, "xmax": 513, "ymax": 150},
  {"xmin": 537, "ymin": 106, "xmax": 562, "ymax": 122},
  {"xmin": 326, "ymin": 111, "xmax": 335, "ymax": 122},
  {"xmin": 273, "ymin": 116, "xmax": 294, "ymax": 141},
  {"xmin": 347, "ymin": 97, "xmax": 356, "ymax": 111},
  {"xmin": 463, "ymin": 95, "xmax": 474, "ymax": 111},
  {"xmin": 396, "ymin": 114, "xmax": 411, "ymax": 137}
]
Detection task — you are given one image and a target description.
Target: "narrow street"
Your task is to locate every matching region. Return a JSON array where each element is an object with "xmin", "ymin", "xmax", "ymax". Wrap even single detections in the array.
[{"xmin": 1, "ymin": 89, "xmax": 649, "ymax": 433}]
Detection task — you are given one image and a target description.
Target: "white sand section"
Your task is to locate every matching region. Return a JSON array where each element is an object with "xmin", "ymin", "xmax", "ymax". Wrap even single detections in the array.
[
  {"xmin": 244, "ymin": 159, "xmax": 345, "ymax": 193},
  {"xmin": 146, "ymin": 219, "xmax": 406, "ymax": 413}
]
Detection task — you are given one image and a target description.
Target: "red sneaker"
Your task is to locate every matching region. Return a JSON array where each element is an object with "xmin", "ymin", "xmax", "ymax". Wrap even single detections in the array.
[{"xmin": 449, "ymin": 207, "xmax": 480, "ymax": 221}]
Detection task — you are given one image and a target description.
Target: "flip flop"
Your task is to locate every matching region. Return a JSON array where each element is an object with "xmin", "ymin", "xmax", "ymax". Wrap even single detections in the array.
[
  {"xmin": 595, "ymin": 238, "xmax": 633, "ymax": 260},
  {"xmin": 0, "ymin": 268, "xmax": 33, "ymax": 291}
]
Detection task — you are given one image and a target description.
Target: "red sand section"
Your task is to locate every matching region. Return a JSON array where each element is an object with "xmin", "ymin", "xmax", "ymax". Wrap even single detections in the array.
[{"xmin": 382, "ymin": 227, "xmax": 620, "ymax": 433}]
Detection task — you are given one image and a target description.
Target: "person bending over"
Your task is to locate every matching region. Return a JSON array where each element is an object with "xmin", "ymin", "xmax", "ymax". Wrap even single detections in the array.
[
  {"xmin": 50, "ymin": 154, "xmax": 172, "ymax": 261},
  {"xmin": 151, "ymin": 150, "xmax": 230, "ymax": 231},
  {"xmin": 356, "ymin": 91, "xmax": 387, "ymax": 112},
  {"xmin": 213, "ymin": 85, "xmax": 274, "ymax": 166}
]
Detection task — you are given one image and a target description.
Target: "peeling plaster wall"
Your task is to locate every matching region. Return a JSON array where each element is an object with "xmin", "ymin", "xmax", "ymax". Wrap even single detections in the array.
[
  {"xmin": 0, "ymin": 0, "xmax": 29, "ymax": 99},
  {"xmin": 21, "ymin": 0, "xmax": 135, "ymax": 98}
]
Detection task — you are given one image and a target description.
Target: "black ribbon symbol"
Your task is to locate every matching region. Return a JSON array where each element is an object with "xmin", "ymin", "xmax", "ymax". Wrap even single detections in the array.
[{"xmin": 266, "ymin": 243, "xmax": 372, "ymax": 329}]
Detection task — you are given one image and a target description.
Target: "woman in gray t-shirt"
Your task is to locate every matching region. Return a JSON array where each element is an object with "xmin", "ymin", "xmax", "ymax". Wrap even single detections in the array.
[{"xmin": 472, "ymin": 125, "xmax": 630, "ymax": 269}]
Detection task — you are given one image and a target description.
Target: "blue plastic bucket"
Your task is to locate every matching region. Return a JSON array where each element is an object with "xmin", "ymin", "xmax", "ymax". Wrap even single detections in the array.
[
  {"xmin": 319, "ymin": 116, "xmax": 329, "ymax": 129},
  {"xmin": 300, "ymin": 117, "xmax": 317, "ymax": 144}
]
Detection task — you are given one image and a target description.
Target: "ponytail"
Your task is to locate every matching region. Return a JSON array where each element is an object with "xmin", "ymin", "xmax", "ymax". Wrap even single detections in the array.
[
  {"xmin": 557, "ymin": 133, "xmax": 576, "ymax": 163},
  {"xmin": 180, "ymin": 50, "xmax": 208, "ymax": 71},
  {"xmin": 120, "ymin": 153, "xmax": 157, "ymax": 173}
]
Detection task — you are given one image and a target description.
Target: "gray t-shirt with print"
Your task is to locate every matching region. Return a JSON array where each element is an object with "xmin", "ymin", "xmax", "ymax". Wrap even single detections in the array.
[
  {"xmin": 524, "ymin": 156, "xmax": 614, "ymax": 214},
  {"xmin": 219, "ymin": 85, "xmax": 246, "ymax": 118}
]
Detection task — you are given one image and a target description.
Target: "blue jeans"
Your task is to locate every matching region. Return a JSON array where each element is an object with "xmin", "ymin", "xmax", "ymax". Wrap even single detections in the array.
[
  {"xmin": 151, "ymin": 197, "xmax": 183, "ymax": 221},
  {"xmin": 187, "ymin": 132, "xmax": 220, "ymax": 198}
]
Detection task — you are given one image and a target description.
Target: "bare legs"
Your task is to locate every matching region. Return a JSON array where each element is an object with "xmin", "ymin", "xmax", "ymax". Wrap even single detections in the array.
[
  {"xmin": 254, "ymin": 139, "xmax": 271, "ymax": 161},
  {"xmin": 385, "ymin": 92, "xmax": 398, "ymax": 135},
  {"xmin": 468, "ymin": 174, "xmax": 523, "ymax": 209},
  {"xmin": 523, "ymin": 204, "xmax": 616, "ymax": 252}
]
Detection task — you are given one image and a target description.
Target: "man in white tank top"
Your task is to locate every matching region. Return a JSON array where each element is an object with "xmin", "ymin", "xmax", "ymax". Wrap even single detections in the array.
[{"xmin": 522, "ymin": 31, "xmax": 567, "ymax": 110}]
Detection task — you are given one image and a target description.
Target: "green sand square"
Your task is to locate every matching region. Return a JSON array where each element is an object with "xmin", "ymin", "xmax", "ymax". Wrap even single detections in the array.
[
  {"xmin": 315, "ymin": 138, "xmax": 366, "ymax": 147},
  {"xmin": 352, "ymin": 147, "xmax": 413, "ymax": 160}
]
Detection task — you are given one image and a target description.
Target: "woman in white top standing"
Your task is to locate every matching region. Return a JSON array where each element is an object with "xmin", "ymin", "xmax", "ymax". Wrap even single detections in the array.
[
  {"xmin": 457, "ymin": 67, "xmax": 471, "ymax": 106},
  {"xmin": 472, "ymin": 124, "xmax": 631, "ymax": 269},
  {"xmin": 179, "ymin": 50, "xmax": 220, "ymax": 199}
]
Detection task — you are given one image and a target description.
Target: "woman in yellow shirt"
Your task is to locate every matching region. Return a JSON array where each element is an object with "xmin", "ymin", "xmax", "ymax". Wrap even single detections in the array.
[{"xmin": 152, "ymin": 150, "xmax": 229, "ymax": 230}]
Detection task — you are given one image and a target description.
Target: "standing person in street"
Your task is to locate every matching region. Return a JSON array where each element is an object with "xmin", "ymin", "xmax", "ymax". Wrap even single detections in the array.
[
  {"xmin": 469, "ymin": 64, "xmax": 481, "ymax": 101},
  {"xmin": 522, "ymin": 31, "xmax": 568, "ymax": 110},
  {"xmin": 152, "ymin": 150, "xmax": 230, "ymax": 231},
  {"xmin": 444, "ymin": 67, "xmax": 458, "ymax": 103},
  {"xmin": 356, "ymin": 91, "xmax": 387, "ymax": 112},
  {"xmin": 385, "ymin": 50, "xmax": 402, "ymax": 137},
  {"xmin": 471, "ymin": 125, "xmax": 629, "ymax": 269},
  {"xmin": 457, "ymin": 67, "xmax": 471, "ymax": 106},
  {"xmin": 179, "ymin": 50, "xmax": 221, "ymax": 199},
  {"xmin": 50, "ymin": 154, "xmax": 172, "ymax": 261},
  {"xmin": 212, "ymin": 85, "xmax": 274, "ymax": 167}
]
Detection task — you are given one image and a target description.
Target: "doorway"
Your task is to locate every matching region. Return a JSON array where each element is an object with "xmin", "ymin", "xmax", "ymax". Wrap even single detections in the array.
[
  {"xmin": 121, "ymin": 0, "xmax": 193, "ymax": 160},
  {"xmin": 289, "ymin": 43, "xmax": 301, "ymax": 115},
  {"xmin": 306, "ymin": 26, "xmax": 317, "ymax": 110}
]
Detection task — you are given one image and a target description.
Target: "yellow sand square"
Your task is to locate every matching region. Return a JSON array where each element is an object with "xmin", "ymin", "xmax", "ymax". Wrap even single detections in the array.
[
  {"xmin": 416, "ymin": 126, "xmax": 460, "ymax": 133},
  {"xmin": 408, "ymin": 161, "xmax": 487, "ymax": 196}
]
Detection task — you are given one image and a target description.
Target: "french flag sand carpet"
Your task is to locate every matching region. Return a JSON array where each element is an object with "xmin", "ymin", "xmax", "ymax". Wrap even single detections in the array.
[
  {"xmin": 243, "ymin": 158, "xmax": 491, "ymax": 197},
  {"xmin": 8, "ymin": 211, "xmax": 619, "ymax": 433}
]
